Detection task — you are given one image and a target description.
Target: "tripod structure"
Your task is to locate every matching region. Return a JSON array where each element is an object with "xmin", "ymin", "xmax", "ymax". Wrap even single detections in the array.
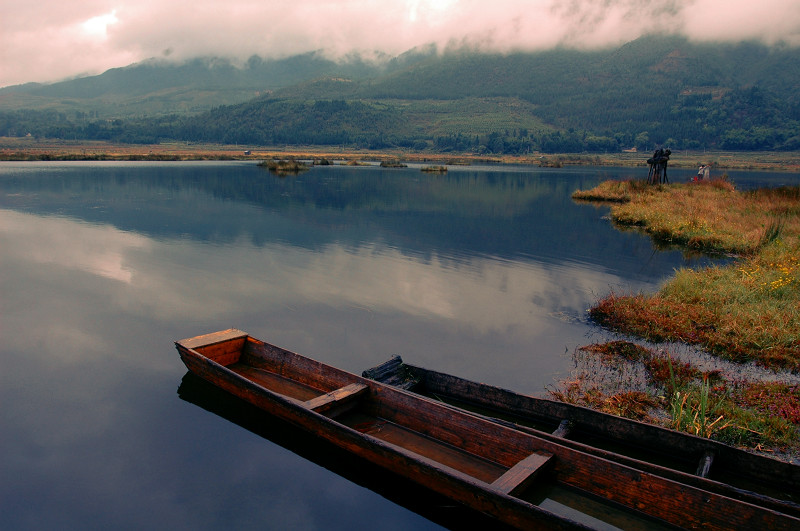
[{"xmin": 647, "ymin": 148, "xmax": 671, "ymax": 184}]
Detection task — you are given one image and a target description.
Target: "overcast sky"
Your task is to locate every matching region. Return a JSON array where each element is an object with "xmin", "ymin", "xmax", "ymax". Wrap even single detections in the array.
[{"xmin": 2, "ymin": 0, "xmax": 799, "ymax": 88}]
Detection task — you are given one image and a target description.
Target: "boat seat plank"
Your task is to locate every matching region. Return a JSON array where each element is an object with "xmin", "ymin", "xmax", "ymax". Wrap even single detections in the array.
[
  {"xmin": 491, "ymin": 451, "xmax": 554, "ymax": 496},
  {"xmin": 305, "ymin": 383, "xmax": 369, "ymax": 414}
]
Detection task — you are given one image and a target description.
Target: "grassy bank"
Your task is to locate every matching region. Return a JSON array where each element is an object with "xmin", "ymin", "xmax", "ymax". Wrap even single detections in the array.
[
  {"xmin": 564, "ymin": 177, "xmax": 800, "ymax": 457},
  {"xmin": 575, "ymin": 178, "xmax": 800, "ymax": 370}
]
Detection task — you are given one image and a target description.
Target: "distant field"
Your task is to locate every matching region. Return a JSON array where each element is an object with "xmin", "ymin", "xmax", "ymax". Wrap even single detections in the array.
[{"xmin": 2, "ymin": 137, "xmax": 799, "ymax": 171}]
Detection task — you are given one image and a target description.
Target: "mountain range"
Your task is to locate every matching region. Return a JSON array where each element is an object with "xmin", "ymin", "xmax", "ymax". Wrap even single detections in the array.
[{"xmin": 1, "ymin": 36, "xmax": 798, "ymax": 153}]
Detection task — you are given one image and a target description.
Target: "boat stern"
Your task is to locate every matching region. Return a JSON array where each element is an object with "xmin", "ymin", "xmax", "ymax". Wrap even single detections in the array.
[{"xmin": 176, "ymin": 329, "xmax": 249, "ymax": 366}]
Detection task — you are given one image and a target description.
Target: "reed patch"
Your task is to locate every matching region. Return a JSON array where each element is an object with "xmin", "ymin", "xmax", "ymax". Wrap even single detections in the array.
[{"xmin": 550, "ymin": 341, "xmax": 800, "ymax": 453}]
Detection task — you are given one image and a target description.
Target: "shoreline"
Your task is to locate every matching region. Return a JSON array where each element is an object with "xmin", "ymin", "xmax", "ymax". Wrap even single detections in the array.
[
  {"xmin": 561, "ymin": 178, "xmax": 800, "ymax": 460},
  {"xmin": 2, "ymin": 138, "xmax": 800, "ymax": 171}
]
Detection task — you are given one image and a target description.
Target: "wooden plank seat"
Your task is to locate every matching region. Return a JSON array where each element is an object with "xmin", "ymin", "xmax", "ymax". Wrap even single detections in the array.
[
  {"xmin": 491, "ymin": 451, "xmax": 554, "ymax": 496},
  {"xmin": 304, "ymin": 383, "xmax": 369, "ymax": 416}
]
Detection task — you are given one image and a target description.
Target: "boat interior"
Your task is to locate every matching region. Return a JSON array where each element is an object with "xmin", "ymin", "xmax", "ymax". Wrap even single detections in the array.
[{"xmin": 179, "ymin": 331, "xmax": 786, "ymax": 530}]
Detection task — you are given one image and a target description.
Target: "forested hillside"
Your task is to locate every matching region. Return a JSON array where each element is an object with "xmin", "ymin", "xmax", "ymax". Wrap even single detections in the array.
[{"xmin": 1, "ymin": 36, "xmax": 798, "ymax": 153}]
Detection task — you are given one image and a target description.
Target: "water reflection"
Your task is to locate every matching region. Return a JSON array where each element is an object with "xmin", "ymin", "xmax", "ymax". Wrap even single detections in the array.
[
  {"xmin": 0, "ymin": 202, "xmax": 668, "ymax": 387},
  {"xmin": 2, "ymin": 161, "xmax": 794, "ymax": 530},
  {"xmin": 2, "ymin": 209, "xmax": 149, "ymax": 283}
]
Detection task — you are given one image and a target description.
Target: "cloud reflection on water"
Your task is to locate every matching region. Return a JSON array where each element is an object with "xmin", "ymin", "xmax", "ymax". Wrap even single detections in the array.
[
  {"xmin": 1, "ymin": 207, "xmax": 633, "ymax": 345},
  {"xmin": 1, "ymin": 209, "xmax": 149, "ymax": 284}
]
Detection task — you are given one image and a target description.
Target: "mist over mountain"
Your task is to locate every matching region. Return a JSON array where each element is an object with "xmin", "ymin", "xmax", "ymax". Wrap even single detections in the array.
[
  {"xmin": 0, "ymin": 51, "xmax": 404, "ymax": 116},
  {"xmin": 1, "ymin": 36, "xmax": 798, "ymax": 153},
  {"xmin": 5, "ymin": 0, "xmax": 798, "ymax": 88}
]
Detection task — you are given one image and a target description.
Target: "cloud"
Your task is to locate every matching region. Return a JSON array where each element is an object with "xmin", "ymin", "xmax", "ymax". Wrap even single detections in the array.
[{"xmin": 2, "ymin": 0, "xmax": 799, "ymax": 87}]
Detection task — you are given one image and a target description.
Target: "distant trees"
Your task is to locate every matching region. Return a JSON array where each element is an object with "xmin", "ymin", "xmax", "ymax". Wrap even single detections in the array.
[
  {"xmin": 1, "ymin": 82, "xmax": 798, "ymax": 153},
  {"xmin": 2, "ymin": 36, "xmax": 799, "ymax": 155}
]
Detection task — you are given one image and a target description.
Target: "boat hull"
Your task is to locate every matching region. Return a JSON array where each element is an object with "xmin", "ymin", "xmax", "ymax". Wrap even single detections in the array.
[
  {"xmin": 177, "ymin": 330, "xmax": 800, "ymax": 530},
  {"xmin": 361, "ymin": 357, "xmax": 800, "ymax": 516}
]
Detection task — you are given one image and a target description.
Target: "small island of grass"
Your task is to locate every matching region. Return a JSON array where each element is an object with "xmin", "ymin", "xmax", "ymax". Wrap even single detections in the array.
[
  {"xmin": 258, "ymin": 158, "xmax": 310, "ymax": 175},
  {"xmin": 379, "ymin": 160, "xmax": 408, "ymax": 168},
  {"xmin": 421, "ymin": 165, "xmax": 448, "ymax": 173}
]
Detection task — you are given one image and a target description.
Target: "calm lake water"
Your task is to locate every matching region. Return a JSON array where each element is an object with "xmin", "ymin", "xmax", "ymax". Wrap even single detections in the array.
[{"xmin": 2, "ymin": 161, "xmax": 798, "ymax": 530}]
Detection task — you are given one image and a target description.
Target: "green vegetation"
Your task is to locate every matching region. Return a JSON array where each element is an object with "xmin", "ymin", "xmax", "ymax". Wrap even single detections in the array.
[
  {"xmin": 2, "ymin": 36, "xmax": 798, "ymax": 154},
  {"xmin": 575, "ymin": 177, "xmax": 798, "ymax": 255}
]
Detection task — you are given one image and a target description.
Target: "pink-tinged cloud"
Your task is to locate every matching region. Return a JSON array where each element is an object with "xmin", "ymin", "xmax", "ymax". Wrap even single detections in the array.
[{"xmin": 2, "ymin": 0, "xmax": 798, "ymax": 87}]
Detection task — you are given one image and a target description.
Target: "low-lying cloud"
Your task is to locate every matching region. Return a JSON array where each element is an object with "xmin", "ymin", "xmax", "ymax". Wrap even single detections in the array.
[{"xmin": 2, "ymin": 0, "xmax": 799, "ymax": 87}]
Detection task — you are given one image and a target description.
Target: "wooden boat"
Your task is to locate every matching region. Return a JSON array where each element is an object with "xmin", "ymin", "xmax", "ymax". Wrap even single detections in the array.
[
  {"xmin": 176, "ymin": 329, "xmax": 800, "ymax": 530},
  {"xmin": 176, "ymin": 371, "xmax": 515, "ymax": 530},
  {"xmin": 362, "ymin": 356, "xmax": 800, "ymax": 517}
]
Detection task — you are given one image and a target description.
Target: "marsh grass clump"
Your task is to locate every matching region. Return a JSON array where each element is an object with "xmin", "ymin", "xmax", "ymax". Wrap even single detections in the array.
[
  {"xmin": 610, "ymin": 181, "xmax": 760, "ymax": 255},
  {"xmin": 579, "ymin": 341, "xmax": 703, "ymax": 393},
  {"xmin": 668, "ymin": 376, "xmax": 731, "ymax": 439},
  {"xmin": 603, "ymin": 391, "xmax": 660, "ymax": 419},
  {"xmin": 258, "ymin": 158, "xmax": 310, "ymax": 175},
  {"xmin": 552, "ymin": 342, "xmax": 800, "ymax": 452},
  {"xmin": 421, "ymin": 165, "xmax": 448, "ymax": 173},
  {"xmin": 589, "ymin": 292, "xmax": 719, "ymax": 346},
  {"xmin": 579, "ymin": 179, "xmax": 800, "ymax": 256},
  {"xmin": 578, "ymin": 340, "xmax": 650, "ymax": 362},
  {"xmin": 548, "ymin": 374, "xmax": 659, "ymax": 421},
  {"xmin": 571, "ymin": 179, "xmax": 650, "ymax": 202},
  {"xmin": 759, "ymin": 218, "xmax": 785, "ymax": 248},
  {"xmin": 591, "ymin": 269, "xmax": 800, "ymax": 373}
]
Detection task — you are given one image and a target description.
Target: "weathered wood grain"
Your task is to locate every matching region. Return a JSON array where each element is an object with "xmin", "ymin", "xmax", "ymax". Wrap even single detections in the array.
[
  {"xmin": 369, "ymin": 358, "xmax": 800, "ymax": 516},
  {"xmin": 305, "ymin": 383, "xmax": 369, "ymax": 415},
  {"xmin": 492, "ymin": 452, "xmax": 553, "ymax": 495}
]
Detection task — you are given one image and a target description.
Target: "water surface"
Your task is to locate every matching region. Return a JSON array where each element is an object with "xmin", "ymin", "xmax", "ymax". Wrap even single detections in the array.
[{"xmin": 1, "ymin": 161, "xmax": 793, "ymax": 529}]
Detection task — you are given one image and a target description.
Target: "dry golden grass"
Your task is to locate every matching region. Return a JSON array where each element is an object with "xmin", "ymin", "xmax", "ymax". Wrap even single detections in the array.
[
  {"xmin": 610, "ymin": 179, "xmax": 800, "ymax": 255},
  {"xmin": 578, "ymin": 178, "xmax": 800, "ymax": 373},
  {"xmin": 550, "ymin": 341, "xmax": 800, "ymax": 451}
]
